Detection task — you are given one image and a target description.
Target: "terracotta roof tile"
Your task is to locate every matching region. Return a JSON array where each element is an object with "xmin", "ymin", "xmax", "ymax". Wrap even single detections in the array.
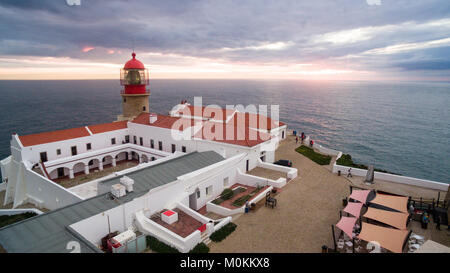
[
  {"xmin": 194, "ymin": 121, "xmax": 271, "ymax": 147},
  {"xmin": 18, "ymin": 127, "xmax": 90, "ymax": 147},
  {"xmin": 131, "ymin": 113, "xmax": 197, "ymax": 131},
  {"xmin": 88, "ymin": 121, "xmax": 128, "ymax": 134}
]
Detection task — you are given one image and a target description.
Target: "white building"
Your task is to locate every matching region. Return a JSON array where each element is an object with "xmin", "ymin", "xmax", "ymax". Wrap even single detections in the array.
[{"xmin": 0, "ymin": 53, "xmax": 295, "ymax": 253}]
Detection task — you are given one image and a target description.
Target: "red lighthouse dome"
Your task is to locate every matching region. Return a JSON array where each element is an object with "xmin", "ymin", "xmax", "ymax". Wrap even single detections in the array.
[{"xmin": 120, "ymin": 52, "xmax": 149, "ymax": 94}]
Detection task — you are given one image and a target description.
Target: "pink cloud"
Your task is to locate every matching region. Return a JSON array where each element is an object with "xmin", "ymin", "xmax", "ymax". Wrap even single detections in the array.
[{"xmin": 82, "ymin": 46, "xmax": 95, "ymax": 52}]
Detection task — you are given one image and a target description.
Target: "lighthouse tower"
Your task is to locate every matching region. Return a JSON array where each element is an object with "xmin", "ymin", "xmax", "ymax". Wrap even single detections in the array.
[{"xmin": 117, "ymin": 52, "xmax": 150, "ymax": 121}]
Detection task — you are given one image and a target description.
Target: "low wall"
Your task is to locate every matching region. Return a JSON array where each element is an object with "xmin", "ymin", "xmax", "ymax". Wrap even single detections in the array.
[
  {"xmin": 236, "ymin": 169, "xmax": 286, "ymax": 188},
  {"xmin": 206, "ymin": 201, "xmax": 245, "ymax": 216},
  {"xmin": 0, "ymin": 208, "xmax": 44, "ymax": 216},
  {"xmin": 257, "ymin": 159, "xmax": 298, "ymax": 180},
  {"xmin": 213, "ymin": 216, "xmax": 232, "ymax": 232},
  {"xmin": 333, "ymin": 153, "xmax": 449, "ymax": 192},
  {"xmin": 135, "ymin": 209, "xmax": 201, "ymax": 253},
  {"xmin": 249, "ymin": 186, "xmax": 273, "ymax": 204}
]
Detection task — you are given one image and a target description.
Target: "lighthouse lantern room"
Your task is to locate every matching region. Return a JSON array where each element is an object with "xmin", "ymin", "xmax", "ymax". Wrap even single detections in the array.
[{"xmin": 118, "ymin": 52, "xmax": 150, "ymax": 121}]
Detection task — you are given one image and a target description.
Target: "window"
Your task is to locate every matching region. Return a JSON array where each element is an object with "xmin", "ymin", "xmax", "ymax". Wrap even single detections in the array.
[
  {"xmin": 150, "ymin": 139, "xmax": 154, "ymax": 149},
  {"xmin": 139, "ymin": 137, "xmax": 143, "ymax": 146},
  {"xmin": 123, "ymin": 98, "xmax": 126, "ymax": 103},
  {"xmin": 182, "ymin": 146, "xmax": 186, "ymax": 153},
  {"xmin": 151, "ymin": 157, "xmax": 156, "ymax": 161},
  {"xmin": 223, "ymin": 177, "xmax": 229, "ymax": 187},
  {"xmin": 125, "ymin": 135, "xmax": 130, "ymax": 143},
  {"xmin": 111, "ymin": 138, "xmax": 116, "ymax": 145},
  {"xmin": 196, "ymin": 191, "xmax": 200, "ymax": 199},
  {"xmin": 171, "ymin": 144, "xmax": 176, "ymax": 153},
  {"xmin": 282, "ymin": 130, "xmax": 285, "ymax": 139},
  {"xmin": 133, "ymin": 136, "xmax": 137, "ymax": 144},
  {"xmin": 206, "ymin": 186, "xmax": 213, "ymax": 197},
  {"xmin": 143, "ymin": 106, "xmax": 146, "ymax": 111},
  {"xmin": 40, "ymin": 152, "xmax": 48, "ymax": 163},
  {"xmin": 86, "ymin": 143, "xmax": 92, "ymax": 150},
  {"xmin": 88, "ymin": 160, "xmax": 94, "ymax": 166},
  {"xmin": 56, "ymin": 149, "xmax": 61, "ymax": 156},
  {"xmin": 158, "ymin": 141, "xmax": 162, "ymax": 151},
  {"xmin": 71, "ymin": 146, "xmax": 77, "ymax": 156}
]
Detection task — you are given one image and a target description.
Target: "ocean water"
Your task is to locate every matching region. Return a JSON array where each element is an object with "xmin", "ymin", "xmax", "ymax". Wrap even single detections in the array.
[{"xmin": 0, "ymin": 79, "xmax": 449, "ymax": 183}]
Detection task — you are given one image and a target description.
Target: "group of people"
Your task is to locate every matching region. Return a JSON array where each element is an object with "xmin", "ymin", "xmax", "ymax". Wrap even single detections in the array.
[
  {"xmin": 418, "ymin": 209, "xmax": 442, "ymax": 230},
  {"xmin": 295, "ymin": 132, "xmax": 306, "ymax": 144}
]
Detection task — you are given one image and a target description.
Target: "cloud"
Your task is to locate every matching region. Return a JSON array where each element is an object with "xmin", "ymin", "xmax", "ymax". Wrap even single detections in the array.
[{"xmin": 0, "ymin": 0, "xmax": 449, "ymax": 80}]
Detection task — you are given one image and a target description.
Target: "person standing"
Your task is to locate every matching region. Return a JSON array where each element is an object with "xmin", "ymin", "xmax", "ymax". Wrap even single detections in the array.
[
  {"xmin": 435, "ymin": 214, "xmax": 441, "ymax": 230},
  {"xmin": 347, "ymin": 168, "xmax": 353, "ymax": 178},
  {"xmin": 421, "ymin": 212, "xmax": 429, "ymax": 229},
  {"xmin": 296, "ymin": 136, "xmax": 298, "ymax": 144}
]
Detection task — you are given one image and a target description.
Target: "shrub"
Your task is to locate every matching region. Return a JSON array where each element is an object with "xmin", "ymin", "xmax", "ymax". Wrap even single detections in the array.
[
  {"xmin": 212, "ymin": 198, "xmax": 224, "ymax": 205},
  {"xmin": 189, "ymin": 243, "xmax": 210, "ymax": 253},
  {"xmin": 295, "ymin": 145, "xmax": 332, "ymax": 165},
  {"xmin": 210, "ymin": 223, "xmax": 237, "ymax": 242},
  {"xmin": 232, "ymin": 195, "xmax": 251, "ymax": 207},
  {"xmin": 146, "ymin": 236, "xmax": 180, "ymax": 253},
  {"xmin": 220, "ymin": 188, "xmax": 234, "ymax": 200},
  {"xmin": 336, "ymin": 154, "xmax": 400, "ymax": 175}
]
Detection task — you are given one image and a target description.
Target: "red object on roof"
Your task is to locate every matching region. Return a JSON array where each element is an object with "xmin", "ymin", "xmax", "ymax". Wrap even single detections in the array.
[
  {"xmin": 18, "ymin": 127, "xmax": 90, "ymax": 147},
  {"xmin": 124, "ymin": 52, "xmax": 145, "ymax": 69},
  {"xmin": 163, "ymin": 210, "xmax": 175, "ymax": 216},
  {"xmin": 198, "ymin": 224, "xmax": 207, "ymax": 232},
  {"xmin": 88, "ymin": 121, "xmax": 128, "ymax": 134}
]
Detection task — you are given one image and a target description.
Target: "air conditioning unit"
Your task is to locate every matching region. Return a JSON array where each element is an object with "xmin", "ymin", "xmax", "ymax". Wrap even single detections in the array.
[
  {"xmin": 111, "ymin": 183, "xmax": 126, "ymax": 198},
  {"xmin": 120, "ymin": 176, "xmax": 134, "ymax": 192}
]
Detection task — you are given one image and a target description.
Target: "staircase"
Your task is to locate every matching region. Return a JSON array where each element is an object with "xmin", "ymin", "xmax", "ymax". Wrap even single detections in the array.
[{"xmin": 201, "ymin": 231, "xmax": 211, "ymax": 245}]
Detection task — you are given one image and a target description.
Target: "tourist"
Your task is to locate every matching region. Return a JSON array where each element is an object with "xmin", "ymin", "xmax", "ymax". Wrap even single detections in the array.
[
  {"xmin": 409, "ymin": 203, "xmax": 415, "ymax": 214},
  {"xmin": 301, "ymin": 132, "xmax": 305, "ymax": 143},
  {"xmin": 347, "ymin": 168, "xmax": 353, "ymax": 178},
  {"xmin": 310, "ymin": 139, "xmax": 314, "ymax": 147},
  {"xmin": 435, "ymin": 215, "xmax": 441, "ymax": 230},
  {"xmin": 296, "ymin": 136, "xmax": 298, "ymax": 144},
  {"xmin": 421, "ymin": 212, "xmax": 429, "ymax": 229}
]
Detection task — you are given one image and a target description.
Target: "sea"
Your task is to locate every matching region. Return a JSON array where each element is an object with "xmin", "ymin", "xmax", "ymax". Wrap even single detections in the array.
[{"xmin": 0, "ymin": 79, "xmax": 448, "ymax": 184}]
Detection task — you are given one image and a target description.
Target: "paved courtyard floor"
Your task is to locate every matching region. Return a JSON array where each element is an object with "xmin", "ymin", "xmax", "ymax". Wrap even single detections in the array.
[{"xmin": 209, "ymin": 134, "xmax": 450, "ymax": 253}]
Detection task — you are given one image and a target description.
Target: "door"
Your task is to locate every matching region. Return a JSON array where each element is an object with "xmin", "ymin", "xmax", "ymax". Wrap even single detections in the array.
[
  {"xmin": 189, "ymin": 192, "xmax": 197, "ymax": 210},
  {"xmin": 57, "ymin": 167, "xmax": 65, "ymax": 178}
]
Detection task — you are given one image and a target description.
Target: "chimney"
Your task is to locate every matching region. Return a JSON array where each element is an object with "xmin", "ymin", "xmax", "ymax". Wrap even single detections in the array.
[{"xmin": 149, "ymin": 113, "xmax": 157, "ymax": 124}]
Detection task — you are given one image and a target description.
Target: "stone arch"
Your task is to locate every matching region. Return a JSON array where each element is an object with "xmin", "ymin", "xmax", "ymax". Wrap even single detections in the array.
[
  {"xmin": 141, "ymin": 154, "xmax": 148, "ymax": 163},
  {"xmin": 88, "ymin": 158, "xmax": 100, "ymax": 170},
  {"xmin": 48, "ymin": 166, "xmax": 70, "ymax": 180},
  {"xmin": 102, "ymin": 155, "xmax": 114, "ymax": 167},
  {"xmin": 72, "ymin": 162, "xmax": 86, "ymax": 175}
]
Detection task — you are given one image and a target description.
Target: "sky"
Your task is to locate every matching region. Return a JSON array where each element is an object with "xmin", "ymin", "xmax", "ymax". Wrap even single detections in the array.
[{"xmin": 0, "ymin": 0, "xmax": 449, "ymax": 81}]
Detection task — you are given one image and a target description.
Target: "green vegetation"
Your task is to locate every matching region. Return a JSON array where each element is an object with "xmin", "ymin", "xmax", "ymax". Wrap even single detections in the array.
[
  {"xmin": 0, "ymin": 212, "xmax": 37, "ymax": 228},
  {"xmin": 210, "ymin": 223, "xmax": 237, "ymax": 242},
  {"xmin": 250, "ymin": 186, "xmax": 263, "ymax": 195},
  {"xmin": 232, "ymin": 195, "xmax": 251, "ymax": 207},
  {"xmin": 336, "ymin": 154, "xmax": 399, "ymax": 175},
  {"xmin": 220, "ymin": 188, "xmax": 234, "ymax": 200},
  {"xmin": 211, "ymin": 198, "xmax": 224, "ymax": 205},
  {"xmin": 146, "ymin": 236, "xmax": 180, "ymax": 253},
  {"xmin": 296, "ymin": 145, "xmax": 332, "ymax": 165},
  {"xmin": 189, "ymin": 243, "xmax": 210, "ymax": 253}
]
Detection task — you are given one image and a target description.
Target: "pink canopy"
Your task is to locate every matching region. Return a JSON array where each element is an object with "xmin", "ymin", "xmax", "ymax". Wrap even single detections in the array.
[
  {"xmin": 348, "ymin": 189, "xmax": 371, "ymax": 203},
  {"xmin": 336, "ymin": 216, "xmax": 357, "ymax": 239},
  {"xmin": 358, "ymin": 222, "xmax": 410, "ymax": 253},
  {"xmin": 343, "ymin": 202, "xmax": 364, "ymax": 218},
  {"xmin": 369, "ymin": 194, "xmax": 408, "ymax": 213}
]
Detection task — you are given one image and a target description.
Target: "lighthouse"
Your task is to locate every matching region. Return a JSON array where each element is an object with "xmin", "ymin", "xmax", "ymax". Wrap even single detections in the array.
[{"xmin": 117, "ymin": 52, "xmax": 150, "ymax": 121}]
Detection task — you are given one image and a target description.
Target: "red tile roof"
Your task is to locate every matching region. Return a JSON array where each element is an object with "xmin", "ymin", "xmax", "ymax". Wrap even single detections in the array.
[
  {"xmin": 18, "ymin": 127, "xmax": 90, "ymax": 147},
  {"xmin": 178, "ymin": 106, "xmax": 236, "ymax": 121},
  {"xmin": 88, "ymin": 121, "xmax": 128, "ymax": 134},
  {"xmin": 194, "ymin": 121, "xmax": 271, "ymax": 147},
  {"xmin": 131, "ymin": 113, "xmax": 197, "ymax": 131}
]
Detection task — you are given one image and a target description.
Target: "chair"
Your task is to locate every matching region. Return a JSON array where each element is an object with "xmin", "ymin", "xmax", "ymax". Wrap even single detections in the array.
[{"xmin": 265, "ymin": 191, "xmax": 277, "ymax": 208}]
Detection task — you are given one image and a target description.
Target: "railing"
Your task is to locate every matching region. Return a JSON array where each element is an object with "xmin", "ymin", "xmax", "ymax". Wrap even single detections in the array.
[{"xmin": 120, "ymin": 89, "xmax": 150, "ymax": 95}]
